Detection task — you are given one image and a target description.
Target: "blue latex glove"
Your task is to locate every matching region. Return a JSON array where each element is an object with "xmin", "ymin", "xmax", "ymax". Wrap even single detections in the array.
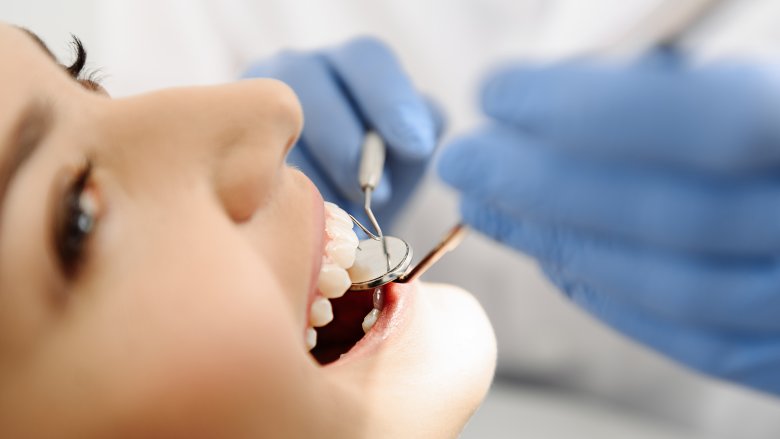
[
  {"xmin": 439, "ymin": 50, "xmax": 780, "ymax": 396},
  {"xmin": 243, "ymin": 37, "xmax": 442, "ymax": 229}
]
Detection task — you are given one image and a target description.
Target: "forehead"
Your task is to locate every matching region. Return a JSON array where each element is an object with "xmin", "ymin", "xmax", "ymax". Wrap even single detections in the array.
[
  {"xmin": 0, "ymin": 25, "xmax": 71, "ymax": 131},
  {"xmin": 0, "ymin": 25, "xmax": 58, "ymax": 76}
]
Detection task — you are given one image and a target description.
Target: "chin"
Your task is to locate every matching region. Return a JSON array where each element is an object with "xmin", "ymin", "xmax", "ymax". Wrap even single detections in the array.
[{"xmin": 319, "ymin": 281, "xmax": 497, "ymax": 438}]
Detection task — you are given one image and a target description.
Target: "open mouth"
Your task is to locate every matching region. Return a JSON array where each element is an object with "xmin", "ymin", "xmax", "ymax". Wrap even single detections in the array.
[
  {"xmin": 310, "ymin": 287, "xmax": 380, "ymax": 364},
  {"xmin": 305, "ymin": 202, "xmax": 383, "ymax": 365}
]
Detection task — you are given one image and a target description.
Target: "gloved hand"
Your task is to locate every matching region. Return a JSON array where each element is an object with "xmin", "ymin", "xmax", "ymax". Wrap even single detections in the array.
[
  {"xmin": 439, "ymin": 50, "xmax": 780, "ymax": 396},
  {"xmin": 243, "ymin": 37, "xmax": 442, "ymax": 229}
]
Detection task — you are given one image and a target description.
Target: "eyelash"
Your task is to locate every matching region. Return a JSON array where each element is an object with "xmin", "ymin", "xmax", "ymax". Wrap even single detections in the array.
[
  {"xmin": 65, "ymin": 36, "xmax": 101, "ymax": 85},
  {"xmin": 54, "ymin": 161, "xmax": 96, "ymax": 278}
]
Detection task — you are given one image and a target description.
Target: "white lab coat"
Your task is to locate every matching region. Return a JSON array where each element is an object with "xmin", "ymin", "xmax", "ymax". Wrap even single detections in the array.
[{"xmin": 95, "ymin": 1, "xmax": 780, "ymax": 436}]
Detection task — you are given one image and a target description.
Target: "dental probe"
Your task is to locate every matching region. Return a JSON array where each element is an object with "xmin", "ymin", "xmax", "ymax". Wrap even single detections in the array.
[
  {"xmin": 348, "ymin": 131, "xmax": 412, "ymax": 291},
  {"xmin": 358, "ymin": 131, "xmax": 395, "ymax": 275}
]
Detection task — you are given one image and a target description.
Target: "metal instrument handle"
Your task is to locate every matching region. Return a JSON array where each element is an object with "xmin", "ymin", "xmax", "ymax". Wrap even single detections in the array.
[
  {"xmin": 397, "ymin": 223, "xmax": 468, "ymax": 284},
  {"xmin": 359, "ymin": 131, "xmax": 386, "ymax": 190}
]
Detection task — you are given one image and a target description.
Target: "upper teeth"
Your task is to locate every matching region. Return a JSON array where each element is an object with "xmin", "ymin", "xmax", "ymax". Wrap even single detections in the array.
[
  {"xmin": 318, "ymin": 202, "xmax": 359, "ymax": 297},
  {"xmin": 309, "ymin": 296, "xmax": 334, "ymax": 327},
  {"xmin": 317, "ymin": 265, "xmax": 351, "ymax": 299},
  {"xmin": 305, "ymin": 327, "xmax": 317, "ymax": 351},
  {"xmin": 306, "ymin": 202, "xmax": 360, "ymax": 351}
]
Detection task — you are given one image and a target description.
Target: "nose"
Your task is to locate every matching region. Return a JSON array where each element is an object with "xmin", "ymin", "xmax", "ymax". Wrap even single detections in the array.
[
  {"xmin": 103, "ymin": 79, "xmax": 303, "ymax": 222},
  {"xmin": 208, "ymin": 80, "xmax": 303, "ymax": 221}
]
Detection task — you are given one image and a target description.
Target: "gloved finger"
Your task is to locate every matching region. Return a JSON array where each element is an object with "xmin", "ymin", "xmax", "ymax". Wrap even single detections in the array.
[
  {"xmin": 362, "ymin": 94, "xmax": 444, "ymax": 211},
  {"xmin": 374, "ymin": 94, "xmax": 442, "ymax": 202},
  {"xmin": 359, "ymin": 95, "xmax": 441, "ymax": 230},
  {"xmin": 374, "ymin": 94, "xmax": 443, "ymax": 223},
  {"xmin": 357, "ymin": 92, "xmax": 445, "ymax": 209},
  {"xmin": 245, "ymin": 52, "xmax": 366, "ymax": 202},
  {"xmin": 544, "ymin": 276, "xmax": 780, "ymax": 396},
  {"xmin": 325, "ymin": 36, "xmax": 437, "ymax": 160},
  {"xmin": 462, "ymin": 196, "xmax": 780, "ymax": 331},
  {"xmin": 354, "ymin": 95, "xmax": 441, "ymax": 220},
  {"xmin": 481, "ymin": 52, "xmax": 780, "ymax": 172},
  {"xmin": 439, "ymin": 124, "xmax": 780, "ymax": 256},
  {"xmin": 289, "ymin": 140, "xmax": 393, "ymax": 226}
]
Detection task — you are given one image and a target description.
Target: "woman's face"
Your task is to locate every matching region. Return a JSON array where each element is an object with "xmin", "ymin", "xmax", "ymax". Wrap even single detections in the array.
[{"xmin": 0, "ymin": 25, "xmax": 495, "ymax": 438}]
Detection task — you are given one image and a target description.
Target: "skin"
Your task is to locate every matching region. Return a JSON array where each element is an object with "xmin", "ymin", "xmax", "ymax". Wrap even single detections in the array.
[{"xmin": 0, "ymin": 24, "xmax": 496, "ymax": 438}]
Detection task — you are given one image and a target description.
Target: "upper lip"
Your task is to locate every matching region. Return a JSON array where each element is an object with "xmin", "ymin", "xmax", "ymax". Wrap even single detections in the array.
[{"xmin": 305, "ymin": 178, "xmax": 326, "ymax": 320}]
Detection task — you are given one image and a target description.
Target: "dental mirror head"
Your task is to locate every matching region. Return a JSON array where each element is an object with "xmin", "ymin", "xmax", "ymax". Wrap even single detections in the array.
[{"xmin": 348, "ymin": 236, "xmax": 413, "ymax": 291}]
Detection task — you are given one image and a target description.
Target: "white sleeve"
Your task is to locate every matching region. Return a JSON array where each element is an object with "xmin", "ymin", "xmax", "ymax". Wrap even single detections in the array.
[{"xmin": 686, "ymin": 0, "xmax": 780, "ymax": 62}]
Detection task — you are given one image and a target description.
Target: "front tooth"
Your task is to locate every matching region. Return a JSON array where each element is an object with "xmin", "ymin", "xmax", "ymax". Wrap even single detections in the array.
[
  {"xmin": 305, "ymin": 327, "xmax": 317, "ymax": 351},
  {"xmin": 309, "ymin": 296, "xmax": 334, "ymax": 327},
  {"xmin": 362, "ymin": 308, "xmax": 380, "ymax": 334},
  {"xmin": 326, "ymin": 240, "xmax": 357, "ymax": 269},
  {"xmin": 326, "ymin": 219, "xmax": 359, "ymax": 246},
  {"xmin": 324, "ymin": 202, "xmax": 353, "ymax": 227},
  {"xmin": 318, "ymin": 263, "xmax": 351, "ymax": 299}
]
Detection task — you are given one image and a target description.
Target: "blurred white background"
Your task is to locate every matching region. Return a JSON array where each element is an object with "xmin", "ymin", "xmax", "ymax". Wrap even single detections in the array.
[
  {"xmin": 3, "ymin": 1, "xmax": 99, "ymax": 63},
  {"xmin": 4, "ymin": 1, "xmax": 780, "ymax": 437}
]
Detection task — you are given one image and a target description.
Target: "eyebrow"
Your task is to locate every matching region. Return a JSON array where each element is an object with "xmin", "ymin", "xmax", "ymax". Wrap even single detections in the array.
[{"xmin": 0, "ymin": 99, "xmax": 53, "ymax": 220}]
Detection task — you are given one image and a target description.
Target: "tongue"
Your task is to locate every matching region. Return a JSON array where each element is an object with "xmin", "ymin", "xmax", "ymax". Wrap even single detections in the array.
[{"xmin": 310, "ymin": 289, "xmax": 374, "ymax": 364}]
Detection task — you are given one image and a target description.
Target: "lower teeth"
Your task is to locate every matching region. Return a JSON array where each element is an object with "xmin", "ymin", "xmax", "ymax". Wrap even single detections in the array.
[
  {"xmin": 361, "ymin": 288, "xmax": 384, "ymax": 334},
  {"xmin": 361, "ymin": 308, "xmax": 380, "ymax": 334}
]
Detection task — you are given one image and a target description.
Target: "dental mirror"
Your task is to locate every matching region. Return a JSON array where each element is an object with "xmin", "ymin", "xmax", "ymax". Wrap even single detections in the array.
[{"xmin": 348, "ymin": 236, "xmax": 413, "ymax": 291}]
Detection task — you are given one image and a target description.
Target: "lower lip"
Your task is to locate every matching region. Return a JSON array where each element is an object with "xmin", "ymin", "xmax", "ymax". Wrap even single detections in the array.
[{"xmin": 327, "ymin": 282, "xmax": 416, "ymax": 364}]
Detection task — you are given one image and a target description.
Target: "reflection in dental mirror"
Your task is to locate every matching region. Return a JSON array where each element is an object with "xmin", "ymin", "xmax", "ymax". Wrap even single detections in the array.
[{"xmin": 348, "ymin": 236, "xmax": 412, "ymax": 290}]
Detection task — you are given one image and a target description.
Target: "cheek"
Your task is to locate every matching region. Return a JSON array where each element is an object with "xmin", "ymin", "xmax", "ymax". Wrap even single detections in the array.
[
  {"xmin": 243, "ymin": 171, "xmax": 318, "ymax": 316},
  {"xmin": 81, "ymin": 230, "xmax": 316, "ymax": 434}
]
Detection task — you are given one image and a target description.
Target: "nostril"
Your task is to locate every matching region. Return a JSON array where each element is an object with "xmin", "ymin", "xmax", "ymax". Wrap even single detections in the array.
[
  {"xmin": 217, "ymin": 179, "xmax": 261, "ymax": 223},
  {"xmin": 283, "ymin": 133, "xmax": 299, "ymax": 157},
  {"xmin": 213, "ymin": 151, "xmax": 269, "ymax": 223}
]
